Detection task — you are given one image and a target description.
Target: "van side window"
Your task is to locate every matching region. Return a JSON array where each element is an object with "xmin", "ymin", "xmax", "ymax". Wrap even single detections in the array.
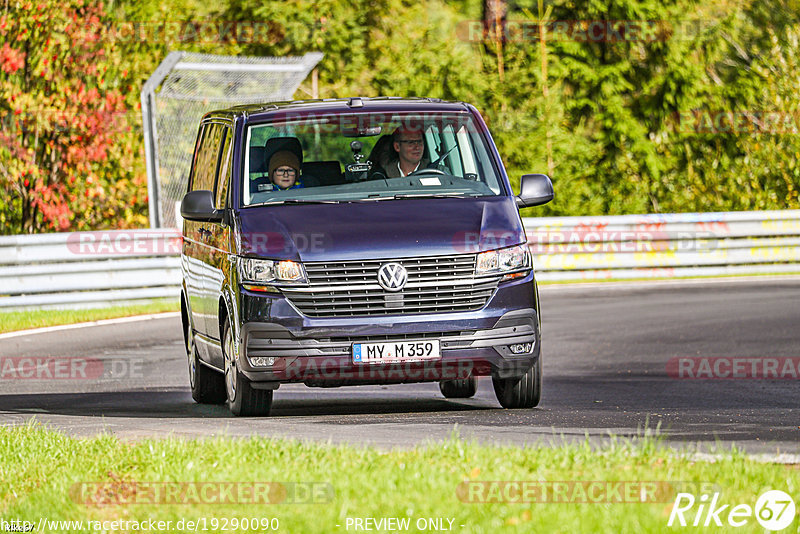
[
  {"xmin": 190, "ymin": 123, "xmax": 223, "ymax": 193},
  {"xmin": 215, "ymin": 126, "xmax": 233, "ymax": 210}
]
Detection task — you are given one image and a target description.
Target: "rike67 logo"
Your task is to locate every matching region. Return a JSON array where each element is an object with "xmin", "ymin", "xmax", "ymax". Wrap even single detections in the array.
[{"xmin": 669, "ymin": 490, "xmax": 796, "ymax": 530}]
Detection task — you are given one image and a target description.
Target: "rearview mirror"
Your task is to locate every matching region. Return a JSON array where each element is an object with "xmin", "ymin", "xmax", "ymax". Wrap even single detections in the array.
[
  {"xmin": 180, "ymin": 190, "xmax": 223, "ymax": 223},
  {"xmin": 342, "ymin": 126, "xmax": 382, "ymax": 137},
  {"xmin": 516, "ymin": 174, "xmax": 554, "ymax": 208}
]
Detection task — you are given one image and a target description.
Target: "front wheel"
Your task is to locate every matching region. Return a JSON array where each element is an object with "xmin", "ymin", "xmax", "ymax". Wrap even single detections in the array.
[
  {"xmin": 492, "ymin": 358, "xmax": 541, "ymax": 409},
  {"xmin": 223, "ymin": 321, "xmax": 273, "ymax": 416}
]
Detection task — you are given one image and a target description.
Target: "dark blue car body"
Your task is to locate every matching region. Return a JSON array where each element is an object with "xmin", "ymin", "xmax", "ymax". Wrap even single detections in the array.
[{"xmin": 179, "ymin": 98, "xmax": 553, "ymax": 416}]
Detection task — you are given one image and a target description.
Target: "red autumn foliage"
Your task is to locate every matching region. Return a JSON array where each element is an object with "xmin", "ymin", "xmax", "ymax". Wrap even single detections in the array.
[
  {"xmin": 0, "ymin": 43, "xmax": 26, "ymax": 74},
  {"xmin": 0, "ymin": 0, "xmax": 147, "ymax": 233}
]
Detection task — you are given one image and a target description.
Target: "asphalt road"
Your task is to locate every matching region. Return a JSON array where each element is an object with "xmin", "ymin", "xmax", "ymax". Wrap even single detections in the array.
[{"xmin": 1, "ymin": 277, "xmax": 799, "ymax": 454}]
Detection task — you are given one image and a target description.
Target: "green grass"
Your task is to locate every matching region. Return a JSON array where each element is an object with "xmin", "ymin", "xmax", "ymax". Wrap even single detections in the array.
[
  {"xmin": 0, "ymin": 299, "xmax": 179, "ymax": 334},
  {"xmin": 1, "ymin": 424, "xmax": 798, "ymax": 533}
]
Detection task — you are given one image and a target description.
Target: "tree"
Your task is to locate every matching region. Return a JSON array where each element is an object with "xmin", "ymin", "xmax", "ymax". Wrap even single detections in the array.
[{"xmin": 0, "ymin": 0, "xmax": 144, "ymax": 233}]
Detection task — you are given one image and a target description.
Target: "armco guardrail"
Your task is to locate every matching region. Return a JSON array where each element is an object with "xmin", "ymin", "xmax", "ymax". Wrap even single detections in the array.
[
  {"xmin": 0, "ymin": 230, "xmax": 182, "ymax": 309},
  {"xmin": 0, "ymin": 210, "xmax": 799, "ymax": 309},
  {"xmin": 525, "ymin": 209, "xmax": 800, "ymax": 281}
]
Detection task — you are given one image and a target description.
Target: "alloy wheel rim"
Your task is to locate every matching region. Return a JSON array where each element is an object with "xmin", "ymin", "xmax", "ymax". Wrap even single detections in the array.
[
  {"xmin": 224, "ymin": 328, "xmax": 237, "ymax": 402},
  {"xmin": 186, "ymin": 325, "xmax": 196, "ymax": 388}
]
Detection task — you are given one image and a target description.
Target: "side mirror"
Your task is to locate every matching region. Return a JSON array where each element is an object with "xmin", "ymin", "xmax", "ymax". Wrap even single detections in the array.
[
  {"xmin": 516, "ymin": 174, "xmax": 554, "ymax": 208},
  {"xmin": 180, "ymin": 190, "xmax": 223, "ymax": 223}
]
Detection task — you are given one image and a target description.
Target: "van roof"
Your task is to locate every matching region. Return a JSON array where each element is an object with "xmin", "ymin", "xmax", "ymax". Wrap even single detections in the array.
[{"xmin": 202, "ymin": 97, "xmax": 473, "ymax": 123}]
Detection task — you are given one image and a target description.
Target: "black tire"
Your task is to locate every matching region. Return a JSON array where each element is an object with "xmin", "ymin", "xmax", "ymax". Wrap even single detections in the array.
[
  {"xmin": 222, "ymin": 321, "xmax": 273, "ymax": 417},
  {"xmin": 492, "ymin": 358, "xmax": 541, "ymax": 409},
  {"xmin": 186, "ymin": 319, "xmax": 226, "ymax": 404},
  {"xmin": 439, "ymin": 376, "xmax": 478, "ymax": 398}
]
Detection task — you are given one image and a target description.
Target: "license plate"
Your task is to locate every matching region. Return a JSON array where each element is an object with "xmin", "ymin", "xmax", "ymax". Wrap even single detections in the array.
[{"xmin": 352, "ymin": 340, "xmax": 441, "ymax": 364}]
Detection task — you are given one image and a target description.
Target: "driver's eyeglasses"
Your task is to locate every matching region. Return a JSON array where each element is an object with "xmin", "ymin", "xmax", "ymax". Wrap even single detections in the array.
[
  {"xmin": 273, "ymin": 168, "xmax": 297, "ymax": 177},
  {"xmin": 397, "ymin": 139, "xmax": 424, "ymax": 147}
]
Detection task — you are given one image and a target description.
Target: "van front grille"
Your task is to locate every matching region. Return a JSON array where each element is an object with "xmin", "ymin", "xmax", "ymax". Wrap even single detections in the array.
[{"xmin": 280, "ymin": 254, "xmax": 501, "ymax": 317}]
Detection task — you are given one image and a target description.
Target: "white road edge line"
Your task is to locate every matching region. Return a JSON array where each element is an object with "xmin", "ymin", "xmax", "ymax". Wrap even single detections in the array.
[{"xmin": 0, "ymin": 312, "xmax": 181, "ymax": 340}]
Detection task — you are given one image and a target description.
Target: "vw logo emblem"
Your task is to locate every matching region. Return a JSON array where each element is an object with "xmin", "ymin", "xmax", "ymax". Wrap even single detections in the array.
[{"xmin": 377, "ymin": 263, "xmax": 408, "ymax": 292}]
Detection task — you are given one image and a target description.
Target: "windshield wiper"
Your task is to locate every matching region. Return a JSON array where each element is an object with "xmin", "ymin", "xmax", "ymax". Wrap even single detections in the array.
[
  {"xmin": 392, "ymin": 193, "xmax": 481, "ymax": 199},
  {"xmin": 283, "ymin": 199, "xmax": 339, "ymax": 204},
  {"xmin": 348, "ymin": 193, "xmax": 481, "ymax": 202},
  {"xmin": 255, "ymin": 199, "xmax": 340, "ymax": 206}
]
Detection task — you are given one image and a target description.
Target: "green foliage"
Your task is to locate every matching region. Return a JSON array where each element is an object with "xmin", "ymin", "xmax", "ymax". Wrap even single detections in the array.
[
  {"xmin": 2, "ymin": 0, "xmax": 799, "ymax": 234},
  {"xmin": 151, "ymin": 0, "xmax": 800, "ymax": 217},
  {"xmin": 0, "ymin": 0, "xmax": 147, "ymax": 233}
]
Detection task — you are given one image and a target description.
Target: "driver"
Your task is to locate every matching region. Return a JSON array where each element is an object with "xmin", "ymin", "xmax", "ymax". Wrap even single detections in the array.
[{"xmin": 386, "ymin": 126, "xmax": 429, "ymax": 178}]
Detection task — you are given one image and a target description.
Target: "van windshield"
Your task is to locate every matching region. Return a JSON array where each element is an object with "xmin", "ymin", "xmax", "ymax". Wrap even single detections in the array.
[{"xmin": 241, "ymin": 112, "xmax": 505, "ymax": 206}]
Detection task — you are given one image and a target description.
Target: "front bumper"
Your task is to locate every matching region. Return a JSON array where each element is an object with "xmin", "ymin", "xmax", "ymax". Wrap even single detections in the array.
[{"xmin": 239, "ymin": 308, "xmax": 539, "ymax": 386}]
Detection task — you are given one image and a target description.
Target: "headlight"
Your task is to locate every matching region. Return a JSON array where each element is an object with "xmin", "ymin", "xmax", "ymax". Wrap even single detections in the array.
[
  {"xmin": 476, "ymin": 244, "xmax": 531, "ymax": 279},
  {"xmin": 238, "ymin": 257, "xmax": 307, "ymax": 285}
]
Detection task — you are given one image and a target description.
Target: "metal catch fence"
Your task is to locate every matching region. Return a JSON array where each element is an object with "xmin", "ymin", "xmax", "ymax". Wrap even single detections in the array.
[{"xmin": 141, "ymin": 51, "xmax": 323, "ymax": 229}]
